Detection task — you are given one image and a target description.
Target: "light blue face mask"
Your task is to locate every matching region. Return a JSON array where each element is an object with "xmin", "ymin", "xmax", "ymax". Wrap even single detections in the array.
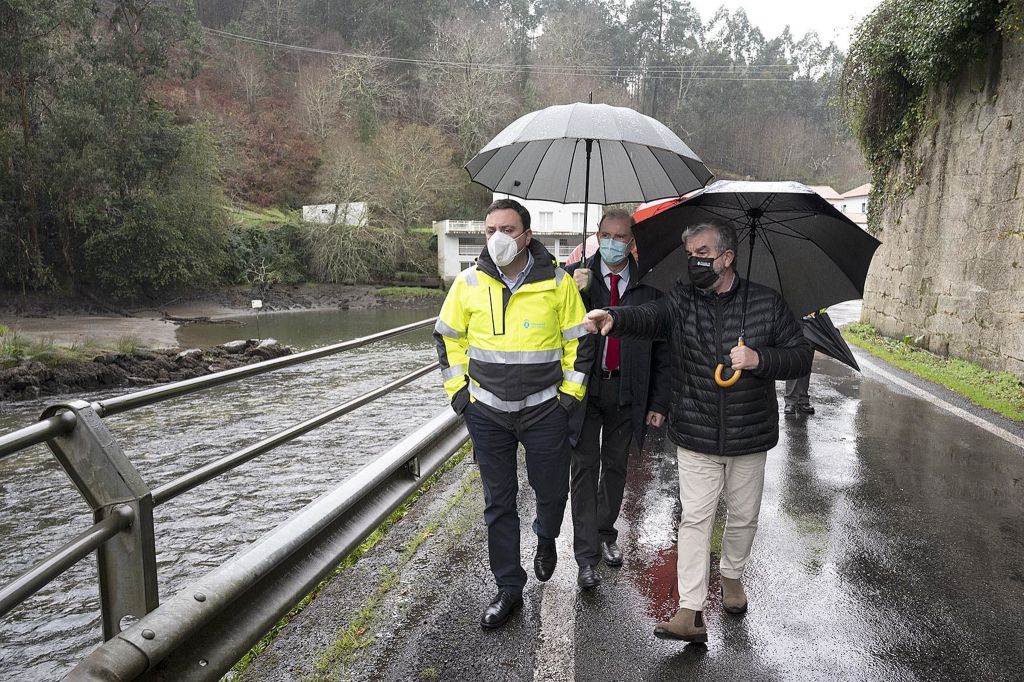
[{"xmin": 599, "ymin": 238, "xmax": 630, "ymax": 265}]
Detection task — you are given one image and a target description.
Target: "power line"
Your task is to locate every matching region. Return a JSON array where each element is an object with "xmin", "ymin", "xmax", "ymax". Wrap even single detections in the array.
[{"xmin": 201, "ymin": 27, "xmax": 818, "ymax": 82}]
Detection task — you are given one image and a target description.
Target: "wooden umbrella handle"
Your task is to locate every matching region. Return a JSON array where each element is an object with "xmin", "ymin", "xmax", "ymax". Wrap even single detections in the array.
[{"xmin": 714, "ymin": 338, "xmax": 744, "ymax": 388}]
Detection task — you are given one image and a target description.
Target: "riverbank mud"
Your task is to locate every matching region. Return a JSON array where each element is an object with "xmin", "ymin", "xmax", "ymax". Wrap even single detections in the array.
[
  {"xmin": 0, "ymin": 283, "xmax": 442, "ymax": 350},
  {"xmin": 0, "ymin": 339, "xmax": 291, "ymax": 403}
]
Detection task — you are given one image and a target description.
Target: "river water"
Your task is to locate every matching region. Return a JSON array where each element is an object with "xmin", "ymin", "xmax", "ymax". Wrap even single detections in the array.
[{"xmin": 0, "ymin": 307, "xmax": 446, "ymax": 679}]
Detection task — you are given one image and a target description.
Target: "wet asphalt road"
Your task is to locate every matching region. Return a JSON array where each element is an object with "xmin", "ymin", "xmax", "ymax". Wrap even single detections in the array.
[{"xmin": 245, "ymin": 318, "xmax": 1024, "ymax": 681}]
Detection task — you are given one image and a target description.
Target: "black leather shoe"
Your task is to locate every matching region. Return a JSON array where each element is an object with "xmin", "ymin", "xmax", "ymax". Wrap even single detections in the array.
[
  {"xmin": 577, "ymin": 564, "xmax": 601, "ymax": 589},
  {"xmin": 534, "ymin": 541, "xmax": 557, "ymax": 581},
  {"xmin": 601, "ymin": 541, "xmax": 623, "ymax": 567},
  {"xmin": 481, "ymin": 590, "xmax": 522, "ymax": 629},
  {"xmin": 797, "ymin": 404, "xmax": 815, "ymax": 415}
]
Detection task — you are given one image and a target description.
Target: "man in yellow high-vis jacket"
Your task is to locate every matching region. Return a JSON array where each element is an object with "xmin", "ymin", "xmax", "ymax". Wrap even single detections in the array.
[{"xmin": 434, "ymin": 198, "xmax": 593, "ymax": 629}]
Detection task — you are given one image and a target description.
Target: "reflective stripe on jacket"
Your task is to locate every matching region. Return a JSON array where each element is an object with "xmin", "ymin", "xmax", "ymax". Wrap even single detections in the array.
[{"xmin": 434, "ymin": 240, "xmax": 591, "ymax": 413}]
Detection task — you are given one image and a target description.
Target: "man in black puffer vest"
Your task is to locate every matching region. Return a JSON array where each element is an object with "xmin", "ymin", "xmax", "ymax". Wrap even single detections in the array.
[
  {"xmin": 583, "ymin": 221, "xmax": 812, "ymax": 643},
  {"xmin": 564, "ymin": 209, "xmax": 670, "ymax": 590}
]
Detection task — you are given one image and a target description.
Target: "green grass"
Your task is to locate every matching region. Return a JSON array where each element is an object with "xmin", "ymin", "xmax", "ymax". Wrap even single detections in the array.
[
  {"xmin": 114, "ymin": 334, "xmax": 144, "ymax": 354},
  {"xmin": 229, "ymin": 444, "xmax": 473, "ymax": 679},
  {"xmin": 227, "ymin": 204, "xmax": 300, "ymax": 227},
  {"xmin": 375, "ymin": 286, "xmax": 444, "ymax": 300},
  {"xmin": 312, "ymin": 462, "xmax": 480, "ymax": 678},
  {"xmin": 0, "ymin": 329, "xmax": 144, "ymax": 368},
  {"xmin": 844, "ymin": 322, "xmax": 1024, "ymax": 423}
]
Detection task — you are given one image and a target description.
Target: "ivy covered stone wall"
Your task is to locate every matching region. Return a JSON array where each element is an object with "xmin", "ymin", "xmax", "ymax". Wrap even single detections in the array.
[{"xmin": 861, "ymin": 34, "xmax": 1024, "ymax": 378}]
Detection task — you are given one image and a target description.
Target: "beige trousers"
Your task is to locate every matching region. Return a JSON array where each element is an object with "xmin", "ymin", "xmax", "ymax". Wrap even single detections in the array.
[{"xmin": 675, "ymin": 446, "xmax": 767, "ymax": 611}]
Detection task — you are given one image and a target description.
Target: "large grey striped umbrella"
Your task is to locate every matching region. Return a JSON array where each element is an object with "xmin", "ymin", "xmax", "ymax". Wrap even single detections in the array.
[{"xmin": 465, "ymin": 102, "xmax": 713, "ymax": 240}]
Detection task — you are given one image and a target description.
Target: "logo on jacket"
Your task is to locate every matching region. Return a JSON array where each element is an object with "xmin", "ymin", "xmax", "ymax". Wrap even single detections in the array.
[{"xmin": 523, "ymin": 319, "xmax": 546, "ymax": 329}]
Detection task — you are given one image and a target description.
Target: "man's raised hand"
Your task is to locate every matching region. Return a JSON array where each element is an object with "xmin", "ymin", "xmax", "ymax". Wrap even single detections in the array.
[
  {"xmin": 572, "ymin": 268, "xmax": 591, "ymax": 292},
  {"xmin": 583, "ymin": 309, "xmax": 615, "ymax": 336}
]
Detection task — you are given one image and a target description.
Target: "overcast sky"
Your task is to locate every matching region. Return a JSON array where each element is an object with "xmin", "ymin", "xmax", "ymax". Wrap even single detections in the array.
[{"xmin": 687, "ymin": 0, "xmax": 882, "ymax": 49}]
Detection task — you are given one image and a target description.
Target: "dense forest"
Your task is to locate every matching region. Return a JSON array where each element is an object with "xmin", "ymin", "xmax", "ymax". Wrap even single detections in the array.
[{"xmin": 1, "ymin": 0, "xmax": 867, "ymax": 297}]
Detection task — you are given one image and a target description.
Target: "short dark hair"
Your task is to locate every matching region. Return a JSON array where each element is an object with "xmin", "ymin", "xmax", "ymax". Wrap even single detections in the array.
[
  {"xmin": 486, "ymin": 198, "xmax": 531, "ymax": 231},
  {"xmin": 599, "ymin": 208, "xmax": 636, "ymax": 229},
  {"xmin": 681, "ymin": 221, "xmax": 737, "ymax": 255}
]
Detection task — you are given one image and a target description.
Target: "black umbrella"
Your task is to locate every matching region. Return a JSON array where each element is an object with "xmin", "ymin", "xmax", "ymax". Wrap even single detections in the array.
[
  {"xmin": 634, "ymin": 180, "xmax": 880, "ymax": 387},
  {"xmin": 465, "ymin": 102, "xmax": 713, "ymax": 244},
  {"xmin": 803, "ymin": 312, "xmax": 860, "ymax": 372}
]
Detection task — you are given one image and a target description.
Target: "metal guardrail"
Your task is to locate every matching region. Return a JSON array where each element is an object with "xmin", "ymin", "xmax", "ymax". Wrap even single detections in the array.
[{"xmin": 0, "ymin": 317, "xmax": 470, "ymax": 679}]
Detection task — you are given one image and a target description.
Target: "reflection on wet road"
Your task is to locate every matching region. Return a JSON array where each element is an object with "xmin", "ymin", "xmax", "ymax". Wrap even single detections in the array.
[{"xmin": 580, "ymin": 337, "xmax": 1023, "ymax": 681}]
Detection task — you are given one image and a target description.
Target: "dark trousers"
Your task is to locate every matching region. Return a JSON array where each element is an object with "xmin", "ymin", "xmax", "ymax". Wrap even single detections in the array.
[
  {"xmin": 784, "ymin": 372, "xmax": 811, "ymax": 408},
  {"xmin": 463, "ymin": 400, "xmax": 570, "ymax": 596},
  {"xmin": 570, "ymin": 376, "xmax": 633, "ymax": 566}
]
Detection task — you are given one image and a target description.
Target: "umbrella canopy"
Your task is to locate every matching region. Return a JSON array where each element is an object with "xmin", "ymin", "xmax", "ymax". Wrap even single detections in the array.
[
  {"xmin": 632, "ymin": 195, "xmax": 688, "ymax": 223},
  {"xmin": 635, "ymin": 180, "xmax": 882, "ymax": 318},
  {"xmin": 803, "ymin": 312, "xmax": 860, "ymax": 372},
  {"xmin": 465, "ymin": 103, "xmax": 713, "ymax": 235}
]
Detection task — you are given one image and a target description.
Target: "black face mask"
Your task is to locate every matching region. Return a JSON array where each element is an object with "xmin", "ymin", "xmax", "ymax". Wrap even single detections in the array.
[{"xmin": 687, "ymin": 255, "xmax": 720, "ymax": 289}]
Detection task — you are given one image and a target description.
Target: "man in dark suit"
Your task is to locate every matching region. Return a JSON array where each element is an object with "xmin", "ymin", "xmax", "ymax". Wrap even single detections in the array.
[{"xmin": 565, "ymin": 209, "xmax": 670, "ymax": 589}]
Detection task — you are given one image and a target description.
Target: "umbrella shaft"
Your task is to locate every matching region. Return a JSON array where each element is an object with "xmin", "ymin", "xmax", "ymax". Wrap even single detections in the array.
[{"xmin": 582, "ymin": 139, "xmax": 593, "ymax": 243}]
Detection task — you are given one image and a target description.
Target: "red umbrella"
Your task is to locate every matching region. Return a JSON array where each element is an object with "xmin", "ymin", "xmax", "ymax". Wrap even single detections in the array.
[{"xmin": 632, "ymin": 195, "xmax": 688, "ymax": 223}]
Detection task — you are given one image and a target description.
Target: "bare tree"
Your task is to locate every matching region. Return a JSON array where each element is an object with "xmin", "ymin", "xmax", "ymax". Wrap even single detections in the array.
[
  {"xmin": 299, "ymin": 65, "xmax": 337, "ymax": 140},
  {"xmin": 331, "ymin": 47, "xmax": 402, "ymax": 141},
  {"xmin": 530, "ymin": 6, "xmax": 630, "ymax": 108},
  {"xmin": 421, "ymin": 12, "xmax": 518, "ymax": 160},
  {"xmin": 304, "ymin": 221, "xmax": 402, "ymax": 283},
  {"xmin": 369, "ymin": 122, "xmax": 458, "ymax": 231},
  {"xmin": 304, "ymin": 149, "xmax": 401, "ymax": 282},
  {"xmin": 229, "ymin": 45, "xmax": 267, "ymax": 113}
]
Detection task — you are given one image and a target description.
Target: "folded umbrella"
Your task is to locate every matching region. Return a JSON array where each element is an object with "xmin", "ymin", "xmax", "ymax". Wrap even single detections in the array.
[{"xmin": 803, "ymin": 312, "xmax": 860, "ymax": 372}]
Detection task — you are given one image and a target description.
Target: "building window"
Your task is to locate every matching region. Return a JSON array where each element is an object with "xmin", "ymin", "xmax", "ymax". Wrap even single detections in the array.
[
  {"xmin": 458, "ymin": 236, "xmax": 484, "ymax": 256},
  {"xmin": 460, "ymin": 261, "xmax": 475, "ymax": 271},
  {"xmin": 860, "ymin": 202, "xmax": 867, "ymax": 213},
  {"xmin": 537, "ymin": 212, "xmax": 554, "ymax": 229},
  {"xmin": 571, "ymin": 212, "xmax": 584, "ymax": 230}
]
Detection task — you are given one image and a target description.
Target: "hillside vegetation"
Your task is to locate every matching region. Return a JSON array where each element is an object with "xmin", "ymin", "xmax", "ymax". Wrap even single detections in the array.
[{"xmin": 2, "ymin": 0, "xmax": 866, "ymax": 297}]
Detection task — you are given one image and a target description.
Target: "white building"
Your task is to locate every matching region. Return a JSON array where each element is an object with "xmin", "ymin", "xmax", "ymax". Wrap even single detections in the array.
[
  {"xmin": 835, "ymin": 183, "xmax": 868, "ymax": 218},
  {"xmin": 301, "ymin": 202, "xmax": 368, "ymax": 226},
  {"xmin": 433, "ymin": 194, "xmax": 602, "ymax": 283},
  {"xmin": 810, "ymin": 183, "xmax": 871, "ymax": 230}
]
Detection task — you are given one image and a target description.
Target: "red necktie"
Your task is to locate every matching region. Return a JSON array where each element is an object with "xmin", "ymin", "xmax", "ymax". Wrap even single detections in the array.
[{"xmin": 606, "ymin": 273, "xmax": 620, "ymax": 371}]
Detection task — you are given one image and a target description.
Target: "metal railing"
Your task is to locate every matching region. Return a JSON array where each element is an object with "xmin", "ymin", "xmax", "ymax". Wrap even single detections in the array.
[{"xmin": 0, "ymin": 317, "xmax": 470, "ymax": 680}]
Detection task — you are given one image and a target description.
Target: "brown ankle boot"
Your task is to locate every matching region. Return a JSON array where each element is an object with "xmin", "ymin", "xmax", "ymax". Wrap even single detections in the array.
[
  {"xmin": 654, "ymin": 608, "xmax": 708, "ymax": 642},
  {"xmin": 721, "ymin": 576, "xmax": 747, "ymax": 614}
]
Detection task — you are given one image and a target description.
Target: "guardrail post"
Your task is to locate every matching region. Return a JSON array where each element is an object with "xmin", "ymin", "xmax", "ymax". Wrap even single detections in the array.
[{"xmin": 40, "ymin": 400, "xmax": 158, "ymax": 641}]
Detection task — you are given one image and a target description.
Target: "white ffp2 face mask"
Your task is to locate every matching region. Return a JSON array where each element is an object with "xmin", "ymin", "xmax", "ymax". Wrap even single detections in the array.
[{"xmin": 487, "ymin": 231, "xmax": 526, "ymax": 267}]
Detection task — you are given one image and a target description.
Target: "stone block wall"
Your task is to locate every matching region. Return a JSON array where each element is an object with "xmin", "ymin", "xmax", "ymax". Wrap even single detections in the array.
[{"xmin": 862, "ymin": 34, "xmax": 1024, "ymax": 379}]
